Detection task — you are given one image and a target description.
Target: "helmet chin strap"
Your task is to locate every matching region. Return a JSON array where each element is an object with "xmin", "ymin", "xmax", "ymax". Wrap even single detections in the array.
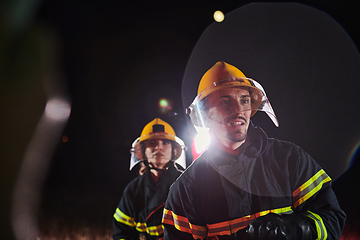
[
  {"xmin": 149, "ymin": 166, "xmax": 167, "ymax": 171},
  {"xmin": 144, "ymin": 159, "xmax": 172, "ymax": 171}
]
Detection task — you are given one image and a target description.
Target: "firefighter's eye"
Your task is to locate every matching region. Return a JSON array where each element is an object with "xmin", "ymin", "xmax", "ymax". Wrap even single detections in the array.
[
  {"xmin": 219, "ymin": 98, "xmax": 230, "ymax": 105},
  {"xmin": 241, "ymin": 98, "xmax": 250, "ymax": 105},
  {"xmin": 162, "ymin": 140, "xmax": 171, "ymax": 145},
  {"xmin": 147, "ymin": 140, "xmax": 157, "ymax": 146}
]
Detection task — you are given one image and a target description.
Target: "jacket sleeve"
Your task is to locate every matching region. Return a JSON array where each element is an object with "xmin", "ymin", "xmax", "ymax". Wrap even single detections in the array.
[
  {"xmin": 162, "ymin": 178, "xmax": 208, "ymax": 240},
  {"xmin": 291, "ymin": 147, "xmax": 346, "ymax": 240},
  {"xmin": 113, "ymin": 186, "xmax": 139, "ymax": 240}
]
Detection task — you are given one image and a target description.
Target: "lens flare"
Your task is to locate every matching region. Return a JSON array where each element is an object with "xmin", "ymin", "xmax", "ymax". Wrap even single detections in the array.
[
  {"xmin": 213, "ymin": 10, "xmax": 225, "ymax": 22},
  {"xmin": 159, "ymin": 99, "xmax": 168, "ymax": 108},
  {"xmin": 346, "ymin": 141, "xmax": 360, "ymax": 170},
  {"xmin": 62, "ymin": 135, "xmax": 69, "ymax": 142},
  {"xmin": 191, "ymin": 131, "xmax": 210, "ymax": 160},
  {"xmin": 12, "ymin": 97, "xmax": 71, "ymax": 240},
  {"xmin": 45, "ymin": 98, "xmax": 71, "ymax": 121}
]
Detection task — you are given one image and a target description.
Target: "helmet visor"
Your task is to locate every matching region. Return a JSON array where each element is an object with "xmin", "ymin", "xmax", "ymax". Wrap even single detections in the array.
[
  {"xmin": 187, "ymin": 77, "xmax": 278, "ymax": 132},
  {"xmin": 129, "ymin": 137, "xmax": 141, "ymax": 170}
]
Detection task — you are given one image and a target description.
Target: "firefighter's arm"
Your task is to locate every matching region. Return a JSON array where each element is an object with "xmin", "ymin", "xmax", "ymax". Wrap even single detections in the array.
[
  {"xmin": 243, "ymin": 147, "xmax": 346, "ymax": 240},
  {"xmin": 244, "ymin": 183, "xmax": 345, "ymax": 240},
  {"xmin": 294, "ymin": 182, "xmax": 346, "ymax": 240},
  {"xmin": 288, "ymin": 147, "xmax": 346, "ymax": 239},
  {"xmin": 112, "ymin": 186, "xmax": 139, "ymax": 240},
  {"xmin": 162, "ymin": 179, "xmax": 208, "ymax": 240},
  {"xmin": 292, "ymin": 150, "xmax": 346, "ymax": 239},
  {"xmin": 112, "ymin": 207, "xmax": 139, "ymax": 240}
]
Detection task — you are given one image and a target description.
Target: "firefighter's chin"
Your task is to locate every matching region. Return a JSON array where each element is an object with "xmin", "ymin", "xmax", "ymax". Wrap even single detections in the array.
[
  {"xmin": 226, "ymin": 130, "xmax": 247, "ymax": 143},
  {"xmin": 211, "ymin": 122, "xmax": 247, "ymax": 146},
  {"xmin": 225, "ymin": 116, "xmax": 248, "ymax": 143}
]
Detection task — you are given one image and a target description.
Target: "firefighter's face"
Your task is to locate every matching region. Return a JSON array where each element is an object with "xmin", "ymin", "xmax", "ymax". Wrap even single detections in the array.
[
  {"xmin": 207, "ymin": 87, "xmax": 251, "ymax": 144},
  {"xmin": 144, "ymin": 139, "xmax": 173, "ymax": 168}
]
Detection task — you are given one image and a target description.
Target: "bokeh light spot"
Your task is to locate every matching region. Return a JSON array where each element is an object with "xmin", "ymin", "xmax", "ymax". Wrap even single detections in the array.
[
  {"xmin": 45, "ymin": 98, "xmax": 71, "ymax": 121},
  {"xmin": 159, "ymin": 99, "xmax": 168, "ymax": 108},
  {"xmin": 213, "ymin": 10, "xmax": 225, "ymax": 22},
  {"xmin": 62, "ymin": 135, "xmax": 69, "ymax": 142}
]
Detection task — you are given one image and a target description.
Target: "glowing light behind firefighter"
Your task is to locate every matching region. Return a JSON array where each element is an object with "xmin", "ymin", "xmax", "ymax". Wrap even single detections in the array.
[{"xmin": 193, "ymin": 131, "xmax": 210, "ymax": 154}]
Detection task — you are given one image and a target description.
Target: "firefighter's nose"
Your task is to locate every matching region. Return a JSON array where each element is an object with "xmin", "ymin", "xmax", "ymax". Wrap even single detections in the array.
[
  {"xmin": 233, "ymin": 99, "xmax": 242, "ymax": 112},
  {"xmin": 154, "ymin": 141, "xmax": 162, "ymax": 150}
]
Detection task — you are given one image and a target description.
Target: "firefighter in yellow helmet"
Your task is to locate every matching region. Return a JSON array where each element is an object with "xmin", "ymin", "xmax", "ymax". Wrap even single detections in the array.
[
  {"xmin": 113, "ymin": 118, "xmax": 186, "ymax": 240},
  {"xmin": 162, "ymin": 62, "xmax": 345, "ymax": 239}
]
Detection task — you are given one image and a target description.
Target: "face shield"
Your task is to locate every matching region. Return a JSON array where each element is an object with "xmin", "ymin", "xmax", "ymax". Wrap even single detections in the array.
[
  {"xmin": 129, "ymin": 136, "xmax": 187, "ymax": 170},
  {"xmin": 186, "ymin": 77, "xmax": 278, "ymax": 134}
]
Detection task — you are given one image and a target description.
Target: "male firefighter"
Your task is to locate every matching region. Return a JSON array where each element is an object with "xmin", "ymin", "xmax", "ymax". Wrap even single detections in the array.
[
  {"xmin": 162, "ymin": 61, "xmax": 346, "ymax": 239},
  {"xmin": 113, "ymin": 118, "xmax": 186, "ymax": 240}
]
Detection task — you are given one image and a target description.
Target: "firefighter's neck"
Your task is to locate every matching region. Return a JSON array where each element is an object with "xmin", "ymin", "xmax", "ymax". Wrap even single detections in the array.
[
  {"xmin": 150, "ymin": 169, "xmax": 162, "ymax": 182},
  {"xmin": 212, "ymin": 134, "xmax": 246, "ymax": 156},
  {"xmin": 149, "ymin": 162, "xmax": 166, "ymax": 182}
]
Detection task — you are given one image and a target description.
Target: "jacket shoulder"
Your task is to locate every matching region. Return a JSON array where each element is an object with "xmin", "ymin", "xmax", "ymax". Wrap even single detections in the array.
[
  {"xmin": 170, "ymin": 153, "xmax": 210, "ymax": 188},
  {"xmin": 122, "ymin": 174, "xmax": 146, "ymax": 197},
  {"xmin": 266, "ymin": 137, "xmax": 305, "ymax": 156}
]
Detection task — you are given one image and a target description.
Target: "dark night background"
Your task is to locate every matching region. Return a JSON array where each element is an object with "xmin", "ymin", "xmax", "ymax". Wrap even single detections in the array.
[{"xmin": 1, "ymin": 0, "xmax": 359, "ymax": 239}]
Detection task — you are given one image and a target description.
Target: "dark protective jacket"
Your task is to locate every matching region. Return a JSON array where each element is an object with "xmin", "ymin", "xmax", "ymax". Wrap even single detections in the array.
[
  {"xmin": 162, "ymin": 124, "xmax": 346, "ymax": 240},
  {"xmin": 113, "ymin": 163, "xmax": 183, "ymax": 240}
]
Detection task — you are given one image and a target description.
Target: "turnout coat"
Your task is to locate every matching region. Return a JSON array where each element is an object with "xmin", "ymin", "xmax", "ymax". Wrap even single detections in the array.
[
  {"xmin": 113, "ymin": 163, "xmax": 183, "ymax": 240},
  {"xmin": 162, "ymin": 124, "xmax": 346, "ymax": 240}
]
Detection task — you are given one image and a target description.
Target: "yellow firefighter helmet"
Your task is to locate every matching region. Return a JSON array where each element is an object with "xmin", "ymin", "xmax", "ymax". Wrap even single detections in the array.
[{"xmin": 196, "ymin": 61, "xmax": 263, "ymax": 117}]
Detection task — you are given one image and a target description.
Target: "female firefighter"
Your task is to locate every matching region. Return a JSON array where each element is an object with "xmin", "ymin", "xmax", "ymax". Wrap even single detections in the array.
[{"xmin": 113, "ymin": 118, "xmax": 186, "ymax": 240}]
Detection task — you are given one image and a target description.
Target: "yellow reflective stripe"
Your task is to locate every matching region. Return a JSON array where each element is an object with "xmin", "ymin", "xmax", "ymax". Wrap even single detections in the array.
[
  {"xmin": 114, "ymin": 208, "xmax": 135, "ymax": 227},
  {"xmin": 114, "ymin": 208, "xmax": 164, "ymax": 236},
  {"xmin": 146, "ymin": 224, "xmax": 164, "ymax": 236},
  {"xmin": 206, "ymin": 216, "xmax": 252, "ymax": 236},
  {"xmin": 261, "ymin": 206, "xmax": 293, "ymax": 215},
  {"xmin": 293, "ymin": 169, "xmax": 331, "ymax": 208},
  {"xmin": 306, "ymin": 210, "xmax": 327, "ymax": 240},
  {"xmin": 162, "ymin": 208, "xmax": 207, "ymax": 239},
  {"xmin": 134, "ymin": 222, "xmax": 147, "ymax": 232},
  {"xmin": 207, "ymin": 206, "xmax": 293, "ymax": 237},
  {"xmin": 163, "ymin": 206, "xmax": 293, "ymax": 238}
]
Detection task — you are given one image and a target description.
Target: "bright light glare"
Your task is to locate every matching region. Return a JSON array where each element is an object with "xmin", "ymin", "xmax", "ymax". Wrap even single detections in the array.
[
  {"xmin": 45, "ymin": 98, "xmax": 71, "ymax": 121},
  {"xmin": 159, "ymin": 99, "xmax": 168, "ymax": 108},
  {"xmin": 213, "ymin": 10, "xmax": 225, "ymax": 22},
  {"xmin": 194, "ymin": 132, "xmax": 210, "ymax": 154}
]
